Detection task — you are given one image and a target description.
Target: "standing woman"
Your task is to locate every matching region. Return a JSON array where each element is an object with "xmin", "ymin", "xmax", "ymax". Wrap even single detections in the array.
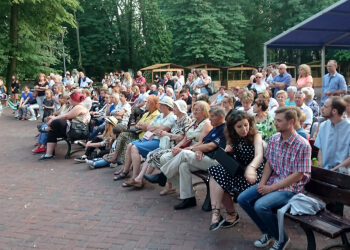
[
  {"xmin": 34, "ymin": 73, "xmax": 49, "ymax": 118},
  {"xmin": 11, "ymin": 74, "xmax": 20, "ymax": 105},
  {"xmin": 198, "ymin": 70, "xmax": 211, "ymax": 96},
  {"xmin": 208, "ymin": 111, "xmax": 264, "ymax": 231},
  {"xmin": 296, "ymin": 64, "xmax": 313, "ymax": 90}
]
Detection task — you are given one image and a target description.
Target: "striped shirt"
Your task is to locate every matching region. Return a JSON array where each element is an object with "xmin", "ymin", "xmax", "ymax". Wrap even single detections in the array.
[{"xmin": 265, "ymin": 131, "xmax": 311, "ymax": 193}]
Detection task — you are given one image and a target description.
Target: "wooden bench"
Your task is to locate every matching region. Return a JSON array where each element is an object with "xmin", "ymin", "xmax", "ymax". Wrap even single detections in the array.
[
  {"xmin": 285, "ymin": 166, "xmax": 350, "ymax": 250},
  {"xmin": 192, "ymin": 170, "xmax": 211, "ymax": 212}
]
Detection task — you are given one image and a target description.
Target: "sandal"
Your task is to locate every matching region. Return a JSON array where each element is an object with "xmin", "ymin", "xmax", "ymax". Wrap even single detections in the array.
[
  {"xmin": 209, "ymin": 208, "xmax": 224, "ymax": 231},
  {"xmin": 113, "ymin": 171, "xmax": 129, "ymax": 181},
  {"xmin": 114, "ymin": 169, "xmax": 123, "ymax": 175},
  {"xmin": 159, "ymin": 188, "xmax": 176, "ymax": 196},
  {"xmin": 221, "ymin": 212, "xmax": 240, "ymax": 228},
  {"xmin": 122, "ymin": 179, "xmax": 136, "ymax": 188}
]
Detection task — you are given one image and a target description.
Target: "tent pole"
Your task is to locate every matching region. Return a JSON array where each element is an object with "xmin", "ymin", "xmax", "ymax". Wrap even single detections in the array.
[
  {"xmin": 321, "ymin": 46, "xmax": 326, "ymax": 77},
  {"xmin": 264, "ymin": 45, "xmax": 267, "ymax": 68}
]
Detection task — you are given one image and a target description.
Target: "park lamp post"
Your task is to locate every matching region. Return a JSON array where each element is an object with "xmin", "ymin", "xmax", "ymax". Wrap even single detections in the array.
[{"xmin": 61, "ymin": 27, "xmax": 67, "ymax": 75}]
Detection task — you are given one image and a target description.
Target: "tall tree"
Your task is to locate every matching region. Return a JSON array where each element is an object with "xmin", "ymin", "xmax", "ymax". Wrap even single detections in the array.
[{"xmin": 2, "ymin": 0, "xmax": 79, "ymax": 89}]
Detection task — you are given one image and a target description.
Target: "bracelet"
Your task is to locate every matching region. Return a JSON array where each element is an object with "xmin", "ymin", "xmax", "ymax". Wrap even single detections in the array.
[{"xmin": 248, "ymin": 165, "xmax": 257, "ymax": 170}]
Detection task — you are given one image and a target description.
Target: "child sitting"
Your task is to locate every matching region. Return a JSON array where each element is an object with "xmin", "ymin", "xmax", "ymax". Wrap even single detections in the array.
[{"xmin": 85, "ymin": 127, "xmax": 119, "ymax": 169}]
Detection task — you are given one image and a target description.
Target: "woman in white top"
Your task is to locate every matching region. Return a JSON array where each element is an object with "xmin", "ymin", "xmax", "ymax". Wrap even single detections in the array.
[{"xmin": 251, "ymin": 73, "xmax": 267, "ymax": 94}]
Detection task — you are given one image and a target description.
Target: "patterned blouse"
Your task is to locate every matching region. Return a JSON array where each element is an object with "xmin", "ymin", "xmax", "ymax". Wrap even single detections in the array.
[{"xmin": 254, "ymin": 113, "xmax": 276, "ymax": 142}]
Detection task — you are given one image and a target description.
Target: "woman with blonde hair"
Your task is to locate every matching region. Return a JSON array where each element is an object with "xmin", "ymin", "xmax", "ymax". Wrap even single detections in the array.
[
  {"xmin": 112, "ymin": 95, "xmax": 160, "ymax": 174},
  {"xmin": 122, "ymin": 72, "xmax": 133, "ymax": 88},
  {"xmin": 296, "ymin": 64, "xmax": 313, "ymax": 90}
]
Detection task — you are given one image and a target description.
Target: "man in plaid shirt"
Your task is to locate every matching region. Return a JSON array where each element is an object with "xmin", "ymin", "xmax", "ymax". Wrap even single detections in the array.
[{"xmin": 238, "ymin": 107, "xmax": 311, "ymax": 250}]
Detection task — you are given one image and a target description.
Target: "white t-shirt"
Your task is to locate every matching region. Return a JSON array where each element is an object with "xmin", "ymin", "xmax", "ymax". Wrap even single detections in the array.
[
  {"xmin": 238, "ymin": 106, "xmax": 254, "ymax": 115},
  {"xmin": 251, "ymin": 83, "xmax": 267, "ymax": 93}
]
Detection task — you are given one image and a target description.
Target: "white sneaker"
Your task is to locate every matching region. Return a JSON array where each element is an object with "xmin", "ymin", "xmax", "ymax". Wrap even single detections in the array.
[{"xmin": 28, "ymin": 116, "xmax": 37, "ymax": 121}]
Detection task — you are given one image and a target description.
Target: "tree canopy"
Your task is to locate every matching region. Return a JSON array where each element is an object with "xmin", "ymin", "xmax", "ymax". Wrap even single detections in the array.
[{"xmin": 1, "ymin": 0, "xmax": 348, "ymax": 87}]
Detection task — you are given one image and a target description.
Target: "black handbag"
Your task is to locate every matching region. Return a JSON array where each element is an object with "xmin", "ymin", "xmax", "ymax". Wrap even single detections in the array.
[
  {"xmin": 210, "ymin": 147, "xmax": 246, "ymax": 177},
  {"xmin": 68, "ymin": 121, "xmax": 89, "ymax": 141}
]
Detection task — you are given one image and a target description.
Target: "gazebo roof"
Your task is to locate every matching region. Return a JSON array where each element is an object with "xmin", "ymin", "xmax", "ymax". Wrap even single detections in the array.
[
  {"xmin": 265, "ymin": 0, "xmax": 350, "ymax": 49},
  {"xmin": 140, "ymin": 63, "xmax": 185, "ymax": 71},
  {"xmin": 186, "ymin": 64, "xmax": 222, "ymax": 70}
]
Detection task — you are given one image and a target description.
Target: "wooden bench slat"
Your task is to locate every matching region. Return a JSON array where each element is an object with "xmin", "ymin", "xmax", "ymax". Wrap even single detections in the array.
[
  {"xmin": 305, "ymin": 179, "xmax": 350, "ymax": 206},
  {"xmin": 309, "ymin": 166, "xmax": 350, "ymax": 189},
  {"xmin": 286, "ymin": 210, "xmax": 350, "ymax": 238}
]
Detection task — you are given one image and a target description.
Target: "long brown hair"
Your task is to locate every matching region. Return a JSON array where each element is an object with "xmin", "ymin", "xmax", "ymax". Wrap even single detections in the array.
[{"xmin": 225, "ymin": 110, "xmax": 257, "ymax": 145}]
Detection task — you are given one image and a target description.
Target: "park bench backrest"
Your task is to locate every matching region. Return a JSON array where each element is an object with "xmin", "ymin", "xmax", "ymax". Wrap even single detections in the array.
[{"xmin": 305, "ymin": 166, "xmax": 350, "ymax": 207}]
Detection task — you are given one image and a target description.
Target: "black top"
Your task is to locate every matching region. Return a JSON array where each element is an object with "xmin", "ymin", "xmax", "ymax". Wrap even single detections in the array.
[
  {"xmin": 35, "ymin": 82, "xmax": 49, "ymax": 96},
  {"xmin": 11, "ymin": 82, "xmax": 20, "ymax": 94},
  {"xmin": 203, "ymin": 123, "xmax": 226, "ymax": 158}
]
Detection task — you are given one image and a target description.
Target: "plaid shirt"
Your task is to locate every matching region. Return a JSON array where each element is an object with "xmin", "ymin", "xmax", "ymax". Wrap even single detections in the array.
[{"xmin": 265, "ymin": 131, "xmax": 311, "ymax": 193}]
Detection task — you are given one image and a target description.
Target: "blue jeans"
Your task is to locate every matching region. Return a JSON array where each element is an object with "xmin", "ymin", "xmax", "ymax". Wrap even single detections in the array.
[
  {"xmin": 90, "ymin": 122, "xmax": 106, "ymax": 138},
  {"xmin": 38, "ymin": 124, "xmax": 48, "ymax": 145},
  {"xmin": 237, "ymin": 184, "xmax": 295, "ymax": 240},
  {"xmin": 92, "ymin": 158, "xmax": 109, "ymax": 168}
]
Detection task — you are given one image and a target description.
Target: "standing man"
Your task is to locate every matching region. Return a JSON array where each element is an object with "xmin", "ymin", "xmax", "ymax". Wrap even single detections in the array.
[
  {"xmin": 321, "ymin": 60, "xmax": 347, "ymax": 106},
  {"xmin": 238, "ymin": 107, "xmax": 311, "ymax": 250},
  {"xmin": 78, "ymin": 72, "xmax": 93, "ymax": 89},
  {"xmin": 270, "ymin": 64, "xmax": 292, "ymax": 97},
  {"xmin": 135, "ymin": 71, "xmax": 146, "ymax": 87}
]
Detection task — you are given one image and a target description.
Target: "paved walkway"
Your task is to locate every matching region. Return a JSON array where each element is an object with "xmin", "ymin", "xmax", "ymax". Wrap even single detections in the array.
[{"xmin": 0, "ymin": 108, "xmax": 346, "ymax": 249}]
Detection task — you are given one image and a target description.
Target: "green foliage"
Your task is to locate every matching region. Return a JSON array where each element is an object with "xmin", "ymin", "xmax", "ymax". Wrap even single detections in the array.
[
  {"xmin": 1, "ymin": 0, "xmax": 79, "ymax": 86},
  {"xmin": 0, "ymin": 0, "xmax": 347, "ymax": 82}
]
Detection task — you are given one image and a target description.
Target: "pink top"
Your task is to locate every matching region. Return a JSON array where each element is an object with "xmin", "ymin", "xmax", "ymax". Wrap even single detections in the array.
[{"xmin": 296, "ymin": 75, "xmax": 313, "ymax": 89}]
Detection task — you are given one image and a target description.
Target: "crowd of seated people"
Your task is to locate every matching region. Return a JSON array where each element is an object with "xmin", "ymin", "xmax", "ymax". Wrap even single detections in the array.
[{"xmin": 3, "ymin": 59, "xmax": 350, "ymax": 250}]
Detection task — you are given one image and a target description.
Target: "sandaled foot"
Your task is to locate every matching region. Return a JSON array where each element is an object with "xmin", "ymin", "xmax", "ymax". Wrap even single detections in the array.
[
  {"xmin": 221, "ymin": 212, "xmax": 240, "ymax": 228},
  {"xmin": 122, "ymin": 179, "xmax": 136, "ymax": 188},
  {"xmin": 160, "ymin": 188, "xmax": 176, "ymax": 196},
  {"xmin": 209, "ymin": 208, "xmax": 224, "ymax": 231},
  {"xmin": 114, "ymin": 172, "xmax": 129, "ymax": 181}
]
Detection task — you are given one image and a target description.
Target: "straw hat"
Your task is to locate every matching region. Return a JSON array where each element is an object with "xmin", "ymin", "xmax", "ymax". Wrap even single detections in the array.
[{"xmin": 105, "ymin": 116, "xmax": 118, "ymax": 127}]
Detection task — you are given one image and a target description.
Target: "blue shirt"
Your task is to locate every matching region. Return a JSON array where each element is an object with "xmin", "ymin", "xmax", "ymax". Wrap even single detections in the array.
[
  {"xmin": 203, "ymin": 123, "xmax": 226, "ymax": 158},
  {"xmin": 273, "ymin": 72, "xmax": 292, "ymax": 96},
  {"xmin": 321, "ymin": 72, "xmax": 347, "ymax": 105},
  {"xmin": 216, "ymin": 93, "xmax": 227, "ymax": 104},
  {"xmin": 21, "ymin": 92, "xmax": 34, "ymax": 102},
  {"xmin": 315, "ymin": 119, "xmax": 350, "ymax": 171}
]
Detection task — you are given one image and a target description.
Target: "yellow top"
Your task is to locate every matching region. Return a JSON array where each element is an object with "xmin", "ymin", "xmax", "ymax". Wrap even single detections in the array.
[{"xmin": 137, "ymin": 110, "xmax": 160, "ymax": 139}]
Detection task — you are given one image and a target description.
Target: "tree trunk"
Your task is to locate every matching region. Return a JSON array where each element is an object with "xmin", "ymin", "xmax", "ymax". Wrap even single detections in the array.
[
  {"xmin": 6, "ymin": 3, "xmax": 19, "ymax": 91},
  {"xmin": 74, "ymin": 11, "xmax": 83, "ymax": 71}
]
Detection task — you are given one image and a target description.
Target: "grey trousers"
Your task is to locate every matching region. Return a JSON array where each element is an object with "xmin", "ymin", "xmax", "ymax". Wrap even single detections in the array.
[{"xmin": 160, "ymin": 149, "xmax": 217, "ymax": 199}]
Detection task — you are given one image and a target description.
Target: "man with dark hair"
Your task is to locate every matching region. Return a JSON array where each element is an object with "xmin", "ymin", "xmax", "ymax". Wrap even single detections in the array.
[
  {"xmin": 315, "ymin": 96, "xmax": 350, "ymax": 173},
  {"xmin": 179, "ymin": 89, "xmax": 192, "ymax": 112},
  {"xmin": 315, "ymin": 96, "xmax": 350, "ymax": 216},
  {"xmin": 238, "ymin": 106, "xmax": 311, "ymax": 250},
  {"xmin": 144, "ymin": 107, "xmax": 226, "ymax": 210}
]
